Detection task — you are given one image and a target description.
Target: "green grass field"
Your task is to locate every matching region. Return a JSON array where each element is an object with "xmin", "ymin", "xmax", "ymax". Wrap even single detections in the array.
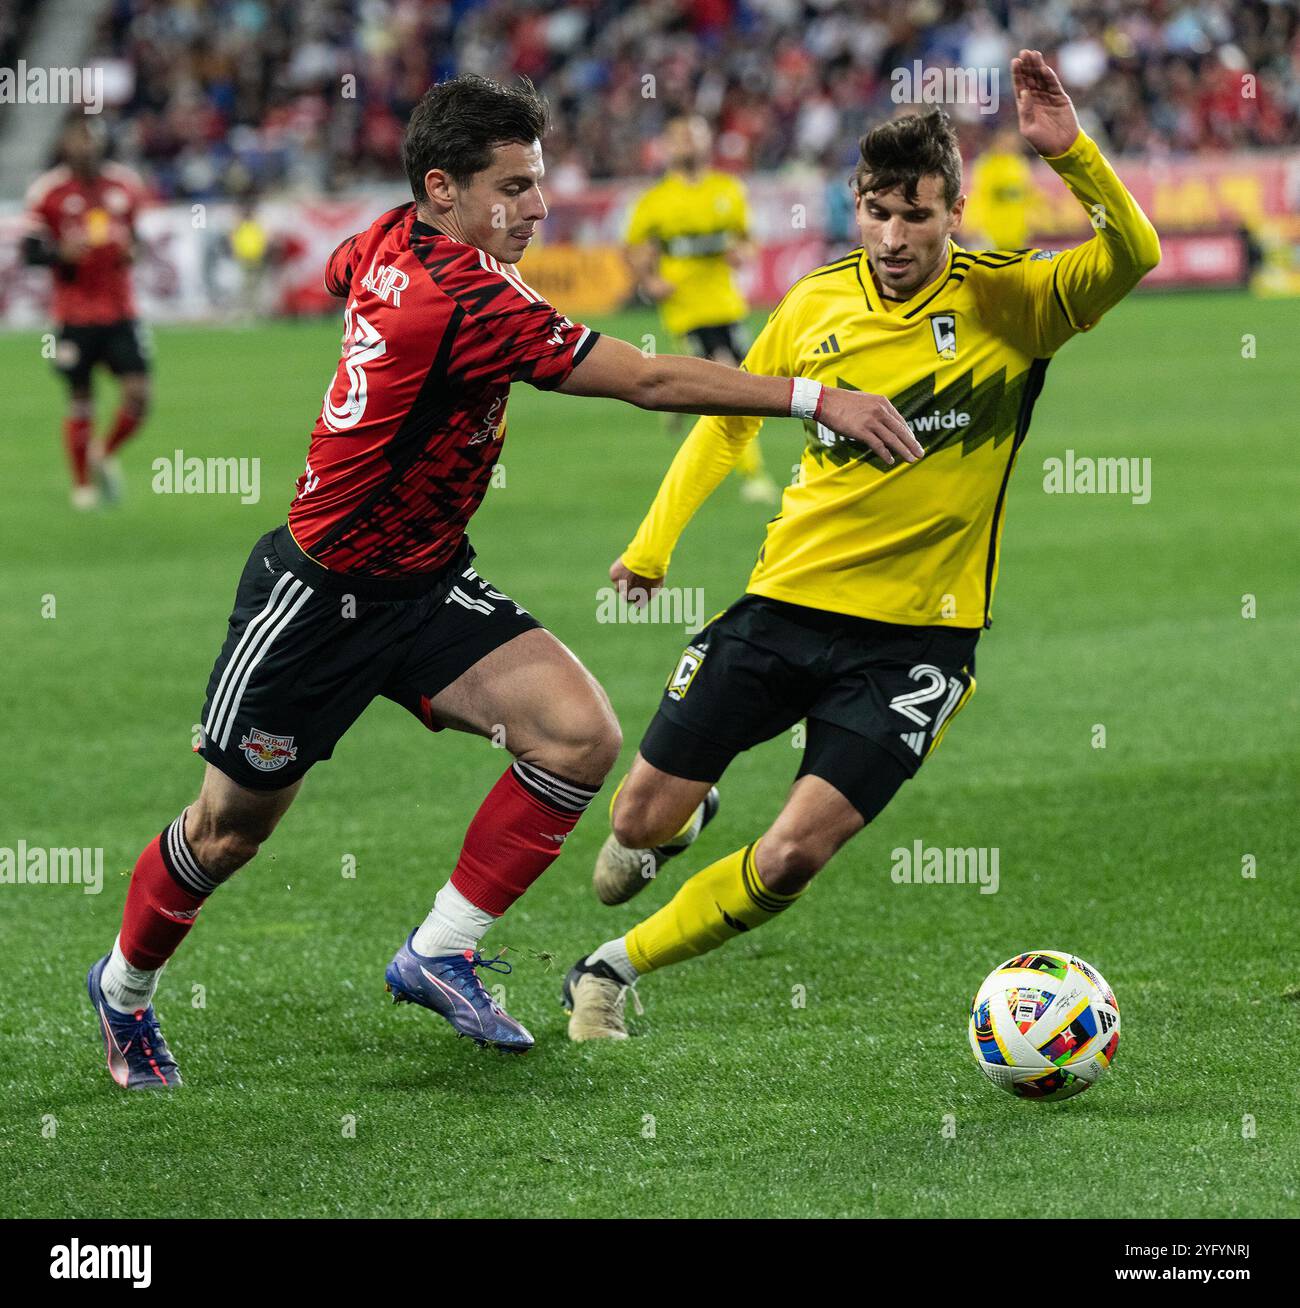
[{"xmin": 1, "ymin": 296, "xmax": 1296, "ymax": 1219}]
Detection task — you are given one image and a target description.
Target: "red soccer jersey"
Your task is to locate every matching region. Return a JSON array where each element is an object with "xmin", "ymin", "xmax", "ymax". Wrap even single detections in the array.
[
  {"xmin": 288, "ymin": 203, "xmax": 598, "ymax": 578},
  {"xmin": 23, "ymin": 164, "xmax": 144, "ymax": 325}
]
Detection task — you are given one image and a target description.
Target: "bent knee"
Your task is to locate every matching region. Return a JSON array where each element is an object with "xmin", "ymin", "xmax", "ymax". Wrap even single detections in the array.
[
  {"xmin": 539, "ymin": 705, "xmax": 622, "ymax": 783},
  {"xmin": 755, "ymin": 831, "xmax": 833, "ymax": 893},
  {"xmin": 610, "ymin": 799, "xmax": 659, "ymax": 850},
  {"xmin": 123, "ymin": 380, "xmax": 151, "ymax": 417},
  {"xmin": 610, "ymin": 784, "xmax": 685, "ymax": 849}
]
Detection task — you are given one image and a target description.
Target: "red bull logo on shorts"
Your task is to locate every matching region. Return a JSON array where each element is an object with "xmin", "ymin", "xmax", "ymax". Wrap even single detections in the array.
[{"xmin": 238, "ymin": 728, "xmax": 298, "ymax": 772}]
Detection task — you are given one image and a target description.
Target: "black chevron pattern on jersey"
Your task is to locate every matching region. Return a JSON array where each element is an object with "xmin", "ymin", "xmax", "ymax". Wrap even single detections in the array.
[
  {"xmin": 311, "ymin": 303, "xmax": 472, "ymax": 569},
  {"xmin": 293, "ymin": 206, "xmax": 594, "ymax": 577},
  {"xmin": 802, "ymin": 365, "xmax": 1032, "ymax": 471}
]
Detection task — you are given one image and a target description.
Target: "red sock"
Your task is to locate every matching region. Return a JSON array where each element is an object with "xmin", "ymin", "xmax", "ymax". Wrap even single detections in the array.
[
  {"xmin": 450, "ymin": 761, "xmax": 600, "ymax": 916},
  {"xmin": 119, "ymin": 812, "xmax": 219, "ymax": 970},
  {"xmin": 104, "ymin": 405, "xmax": 142, "ymax": 455},
  {"xmin": 64, "ymin": 413, "xmax": 92, "ymax": 486}
]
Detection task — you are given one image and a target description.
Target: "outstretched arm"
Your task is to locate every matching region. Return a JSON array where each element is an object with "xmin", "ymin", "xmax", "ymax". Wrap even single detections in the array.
[
  {"xmin": 560, "ymin": 334, "xmax": 921, "ymax": 602},
  {"xmin": 559, "ymin": 334, "xmax": 918, "ymax": 457},
  {"xmin": 614, "ymin": 410, "xmax": 761, "ymax": 599},
  {"xmin": 1007, "ymin": 50, "xmax": 1161, "ymax": 354}
]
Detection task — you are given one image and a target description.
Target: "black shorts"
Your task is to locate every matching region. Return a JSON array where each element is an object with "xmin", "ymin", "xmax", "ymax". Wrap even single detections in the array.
[
  {"xmin": 685, "ymin": 322, "xmax": 746, "ymax": 363},
  {"xmin": 197, "ymin": 526, "xmax": 541, "ymax": 790},
  {"xmin": 54, "ymin": 319, "xmax": 151, "ymax": 387},
  {"xmin": 640, "ymin": 594, "xmax": 979, "ymax": 815}
]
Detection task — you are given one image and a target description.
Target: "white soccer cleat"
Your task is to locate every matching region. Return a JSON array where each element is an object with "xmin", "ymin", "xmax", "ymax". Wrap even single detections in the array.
[
  {"xmin": 70, "ymin": 484, "xmax": 100, "ymax": 511},
  {"xmin": 592, "ymin": 833, "xmax": 657, "ymax": 906},
  {"xmin": 562, "ymin": 957, "xmax": 642, "ymax": 1042}
]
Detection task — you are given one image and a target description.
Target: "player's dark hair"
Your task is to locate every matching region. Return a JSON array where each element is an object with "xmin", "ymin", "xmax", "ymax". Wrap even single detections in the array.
[
  {"xmin": 403, "ymin": 74, "xmax": 549, "ymax": 201},
  {"xmin": 854, "ymin": 109, "xmax": 962, "ymax": 211}
]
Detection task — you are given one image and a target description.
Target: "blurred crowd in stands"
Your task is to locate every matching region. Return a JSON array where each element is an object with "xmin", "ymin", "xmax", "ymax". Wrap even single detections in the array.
[
  {"xmin": 1, "ymin": 0, "xmax": 39, "ymax": 70},
  {"xmin": 58, "ymin": 0, "xmax": 1300, "ymax": 198}
]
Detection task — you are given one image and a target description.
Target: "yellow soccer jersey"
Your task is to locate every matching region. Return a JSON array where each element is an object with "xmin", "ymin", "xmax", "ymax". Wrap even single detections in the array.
[
  {"xmin": 621, "ymin": 132, "xmax": 1160, "ymax": 630},
  {"xmin": 966, "ymin": 148, "xmax": 1036, "ymax": 251},
  {"xmin": 625, "ymin": 170, "xmax": 750, "ymax": 336}
]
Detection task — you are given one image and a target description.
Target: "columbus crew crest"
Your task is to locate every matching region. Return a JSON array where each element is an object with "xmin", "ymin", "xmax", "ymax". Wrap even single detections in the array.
[
  {"xmin": 667, "ymin": 643, "xmax": 708, "ymax": 701},
  {"xmin": 930, "ymin": 313, "xmax": 958, "ymax": 360}
]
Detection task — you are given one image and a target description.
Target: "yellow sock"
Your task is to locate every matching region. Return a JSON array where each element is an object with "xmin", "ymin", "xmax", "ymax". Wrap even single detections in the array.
[{"xmin": 625, "ymin": 840, "xmax": 803, "ymax": 974}]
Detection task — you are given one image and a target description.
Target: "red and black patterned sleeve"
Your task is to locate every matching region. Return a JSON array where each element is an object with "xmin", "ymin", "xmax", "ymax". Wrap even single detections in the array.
[
  {"xmin": 324, "ymin": 232, "xmax": 363, "ymax": 297},
  {"xmin": 445, "ymin": 250, "xmax": 599, "ymax": 391},
  {"xmin": 19, "ymin": 175, "xmax": 58, "ymax": 266}
]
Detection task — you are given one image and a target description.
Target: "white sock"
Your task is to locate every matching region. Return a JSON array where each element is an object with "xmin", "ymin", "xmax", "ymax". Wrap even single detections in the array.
[
  {"xmin": 412, "ymin": 882, "xmax": 497, "ymax": 956},
  {"xmin": 586, "ymin": 936, "xmax": 638, "ymax": 985},
  {"xmin": 99, "ymin": 936, "xmax": 163, "ymax": 1014}
]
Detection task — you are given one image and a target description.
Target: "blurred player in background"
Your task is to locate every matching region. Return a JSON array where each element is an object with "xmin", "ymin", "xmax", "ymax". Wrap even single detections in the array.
[
  {"xmin": 228, "ymin": 199, "xmax": 272, "ymax": 322},
  {"xmin": 964, "ymin": 125, "xmax": 1038, "ymax": 252},
  {"xmin": 21, "ymin": 120, "xmax": 151, "ymax": 509},
  {"xmin": 625, "ymin": 114, "xmax": 779, "ymax": 504},
  {"xmin": 563, "ymin": 52, "xmax": 1161, "ymax": 1040}
]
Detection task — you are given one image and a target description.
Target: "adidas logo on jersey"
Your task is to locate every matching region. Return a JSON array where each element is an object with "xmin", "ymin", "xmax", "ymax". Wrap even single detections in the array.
[
  {"xmin": 814, "ymin": 333, "xmax": 840, "ymax": 354},
  {"xmin": 900, "ymin": 730, "xmax": 927, "ymax": 756}
]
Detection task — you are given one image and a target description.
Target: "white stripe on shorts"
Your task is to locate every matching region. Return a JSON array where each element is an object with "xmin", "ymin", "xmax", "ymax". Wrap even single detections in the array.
[
  {"xmin": 445, "ymin": 586, "xmax": 494, "ymax": 615},
  {"xmin": 204, "ymin": 570, "xmax": 298, "ymax": 747},
  {"xmin": 216, "ymin": 581, "xmax": 314, "ymax": 749}
]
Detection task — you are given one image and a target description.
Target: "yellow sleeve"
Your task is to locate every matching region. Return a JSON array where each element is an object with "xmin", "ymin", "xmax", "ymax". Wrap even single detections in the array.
[
  {"xmin": 986, "ymin": 132, "xmax": 1161, "ymax": 358},
  {"xmin": 625, "ymin": 188, "xmax": 658, "ymax": 247},
  {"xmin": 621, "ymin": 304, "xmax": 794, "ymax": 578},
  {"xmin": 729, "ymin": 177, "xmax": 752, "ymax": 237}
]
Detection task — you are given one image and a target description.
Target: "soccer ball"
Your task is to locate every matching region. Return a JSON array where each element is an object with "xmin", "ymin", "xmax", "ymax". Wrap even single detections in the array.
[{"xmin": 968, "ymin": 949, "xmax": 1120, "ymax": 1101}]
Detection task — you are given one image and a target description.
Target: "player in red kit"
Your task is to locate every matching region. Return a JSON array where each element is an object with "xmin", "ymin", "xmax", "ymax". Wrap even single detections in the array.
[
  {"xmin": 85, "ymin": 75, "xmax": 922, "ymax": 1086},
  {"xmin": 23, "ymin": 119, "xmax": 151, "ymax": 509}
]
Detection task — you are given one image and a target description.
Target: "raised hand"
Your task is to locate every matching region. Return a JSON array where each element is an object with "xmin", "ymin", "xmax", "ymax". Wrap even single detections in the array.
[{"xmin": 1011, "ymin": 49, "xmax": 1080, "ymax": 158}]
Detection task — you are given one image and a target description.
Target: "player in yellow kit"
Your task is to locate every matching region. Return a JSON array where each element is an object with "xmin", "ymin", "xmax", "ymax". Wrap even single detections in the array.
[
  {"xmin": 965, "ymin": 125, "xmax": 1038, "ymax": 251},
  {"xmin": 563, "ymin": 51, "xmax": 1161, "ymax": 1039},
  {"xmin": 625, "ymin": 114, "xmax": 778, "ymax": 503}
]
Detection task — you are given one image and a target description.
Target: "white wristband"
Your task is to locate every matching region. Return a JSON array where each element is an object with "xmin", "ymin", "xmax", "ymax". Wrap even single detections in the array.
[{"xmin": 789, "ymin": 376, "xmax": 824, "ymax": 421}]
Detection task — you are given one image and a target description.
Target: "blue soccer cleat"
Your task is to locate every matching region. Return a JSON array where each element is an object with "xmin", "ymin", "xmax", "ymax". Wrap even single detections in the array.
[
  {"xmin": 86, "ymin": 954, "xmax": 183, "ymax": 1090},
  {"xmin": 384, "ymin": 933, "xmax": 534, "ymax": 1053}
]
